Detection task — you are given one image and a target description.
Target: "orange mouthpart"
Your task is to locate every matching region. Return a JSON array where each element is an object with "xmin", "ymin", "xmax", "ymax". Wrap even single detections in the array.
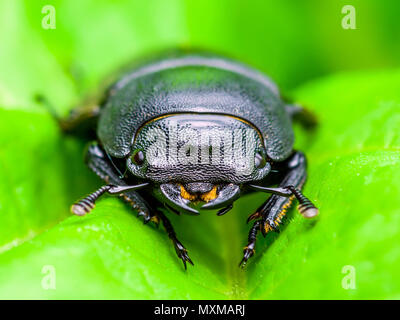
[{"xmin": 180, "ymin": 185, "xmax": 218, "ymax": 202}]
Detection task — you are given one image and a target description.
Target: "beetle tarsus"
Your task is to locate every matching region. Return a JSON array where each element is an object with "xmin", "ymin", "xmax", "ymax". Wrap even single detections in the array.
[
  {"xmin": 239, "ymin": 220, "xmax": 260, "ymax": 268},
  {"xmin": 241, "ymin": 151, "xmax": 318, "ymax": 264},
  {"xmin": 239, "ymin": 245, "xmax": 255, "ymax": 268},
  {"xmin": 158, "ymin": 211, "xmax": 194, "ymax": 270},
  {"xmin": 246, "ymin": 211, "xmax": 262, "ymax": 224},
  {"xmin": 174, "ymin": 240, "xmax": 194, "ymax": 270}
]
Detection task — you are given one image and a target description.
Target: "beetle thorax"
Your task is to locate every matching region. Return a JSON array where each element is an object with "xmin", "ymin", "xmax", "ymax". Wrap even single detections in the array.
[
  {"xmin": 124, "ymin": 113, "xmax": 272, "ymax": 214},
  {"xmin": 127, "ymin": 113, "xmax": 270, "ymax": 184}
]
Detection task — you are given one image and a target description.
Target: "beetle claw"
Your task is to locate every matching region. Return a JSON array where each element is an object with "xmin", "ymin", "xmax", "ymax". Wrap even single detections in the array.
[
  {"xmin": 239, "ymin": 244, "xmax": 255, "ymax": 268},
  {"xmin": 247, "ymin": 211, "xmax": 261, "ymax": 223},
  {"xmin": 143, "ymin": 215, "xmax": 151, "ymax": 224},
  {"xmin": 174, "ymin": 240, "xmax": 194, "ymax": 270},
  {"xmin": 137, "ymin": 210, "xmax": 155, "ymax": 225}
]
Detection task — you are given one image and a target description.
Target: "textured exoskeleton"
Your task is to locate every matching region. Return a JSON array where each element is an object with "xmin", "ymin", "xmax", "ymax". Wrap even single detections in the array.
[{"xmin": 60, "ymin": 51, "xmax": 318, "ymax": 269}]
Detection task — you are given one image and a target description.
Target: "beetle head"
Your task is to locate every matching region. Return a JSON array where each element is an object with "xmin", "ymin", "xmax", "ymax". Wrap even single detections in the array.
[{"xmin": 126, "ymin": 114, "xmax": 271, "ymax": 214}]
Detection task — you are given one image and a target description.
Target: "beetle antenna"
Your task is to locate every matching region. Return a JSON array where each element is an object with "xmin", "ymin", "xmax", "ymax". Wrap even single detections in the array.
[
  {"xmin": 248, "ymin": 184, "xmax": 319, "ymax": 218},
  {"xmin": 105, "ymin": 151, "xmax": 126, "ymax": 179},
  {"xmin": 71, "ymin": 183, "xmax": 149, "ymax": 216},
  {"xmin": 285, "ymin": 185, "xmax": 319, "ymax": 218},
  {"xmin": 120, "ymin": 166, "xmax": 129, "ymax": 179}
]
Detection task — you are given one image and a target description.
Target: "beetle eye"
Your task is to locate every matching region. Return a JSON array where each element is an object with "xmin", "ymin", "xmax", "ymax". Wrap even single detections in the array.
[
  {"xmin": 132, "ymin": 150, "xmax": 145, "ymax": 166},
  {"xmin": 254, "ymin": 152, "xmax": 267, "ymax": 169}
]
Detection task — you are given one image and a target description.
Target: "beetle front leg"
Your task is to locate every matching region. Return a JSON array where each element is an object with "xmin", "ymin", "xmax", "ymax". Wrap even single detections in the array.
[
  {"xmin": 240, "ymin": 151, "xmax": 318, "ymax": 267},
  {"xmin": 239, "ymin": 220, "xmax": 261, "ymax": 267},
  {"xmin": 157, "ymin": 211, "xmax": 194, "ymax": 270},
  {"xmin": 73, "ymin": 141, "xmax": 157, "ymax": 224},
  {"xmin": 285, "ymin": 104, "xmax": 318, "ymax": 129},
  {"xmin": 35, "ymin": 94, "xmax": 100, "ymax": 139},
  {"xmin": 250, "ymin": 151, "xmax": 318, "ymax": 231}
]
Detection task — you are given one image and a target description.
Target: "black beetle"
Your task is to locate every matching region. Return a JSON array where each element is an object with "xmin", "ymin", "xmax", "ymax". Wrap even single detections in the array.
[{"xmin": 57, "ymin": 51, "xmax": 318, "ymax": 269}]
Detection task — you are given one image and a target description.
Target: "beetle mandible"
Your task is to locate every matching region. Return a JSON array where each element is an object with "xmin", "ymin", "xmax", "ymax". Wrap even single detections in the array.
[{"xmin": 59, "ymin": 51, "xmax": 319, "ymax": 269}]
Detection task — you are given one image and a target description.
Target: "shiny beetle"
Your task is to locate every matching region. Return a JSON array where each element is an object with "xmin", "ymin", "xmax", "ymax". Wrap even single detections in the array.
[{"xmin": 61, "ymin": 51, "xmax": 319, "ymax": 269}]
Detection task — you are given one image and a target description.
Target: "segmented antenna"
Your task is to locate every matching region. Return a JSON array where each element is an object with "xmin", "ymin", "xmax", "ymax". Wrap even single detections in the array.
[
  {"xmin": 71, "ymin": 185, "xmax": 112, "ymax": 216},
  {"xmin": 286, "ymin": 185, "xmax": 319, "ymax": 218},
  {"xmin": 71, "ymin": 183, "xmax": 150, "ymax": 216}
]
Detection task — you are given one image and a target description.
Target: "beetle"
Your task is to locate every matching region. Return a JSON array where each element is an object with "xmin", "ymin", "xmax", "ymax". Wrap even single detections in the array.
[{"xmin": 57, "ymin": 50, "xmax": 318, "ymax": 269}]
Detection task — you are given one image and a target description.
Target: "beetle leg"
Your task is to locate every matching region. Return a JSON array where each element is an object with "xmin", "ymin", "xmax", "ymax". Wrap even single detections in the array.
[
  {"xmin": 240, "ymin": 151, "xmax": 318, "ymax": 266},
  {"xmin": 285, "ymin": 104, "xmax": 318, "ymax": 129},
  {"xmin": 239, "ymin": 220, "xmax": 261, "ymax": 268},
  {"xmin": 157, "ymin": 211, "xmax": 194, "ymax": 270},
  {"xmin": 35, "ymin": 94, "xmax": 100, "ymax": 139},
  {"xmin": 259, "ymin": 151, "xmax": 318, "ymax": 234},
  {"xmin": 251, "ymin": 151, "xmax": 318, "ymax": 228},
  {"xmin": 77, "ymin": 141, "xmax": 157, "ymax": 223},
  {"xmin": 59, "ymin": 104, "xmax": 100, "ymax": 136}
]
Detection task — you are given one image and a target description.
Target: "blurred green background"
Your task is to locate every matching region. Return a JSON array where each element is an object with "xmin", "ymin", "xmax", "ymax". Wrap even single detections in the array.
[
  {"xmin": 0, "ymin": 0, "xmax": 399, "ymax": 299},
  {"xmin": 2, "ymin": 0, "xmax": 400, "ymax": 112}
]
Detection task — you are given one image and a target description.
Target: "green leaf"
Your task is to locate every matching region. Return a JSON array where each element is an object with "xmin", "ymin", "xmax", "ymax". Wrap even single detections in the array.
[
  {"xmin": 1, "ymin": 0, "xmax": 400, "ymax": 300},
  {"xmin": 0, "ymin": 68, "xmax": 399, "ymax": 299},
  {"xmin": 0, "ymin": 109, "xmax": 98, "ymax": 250}
]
